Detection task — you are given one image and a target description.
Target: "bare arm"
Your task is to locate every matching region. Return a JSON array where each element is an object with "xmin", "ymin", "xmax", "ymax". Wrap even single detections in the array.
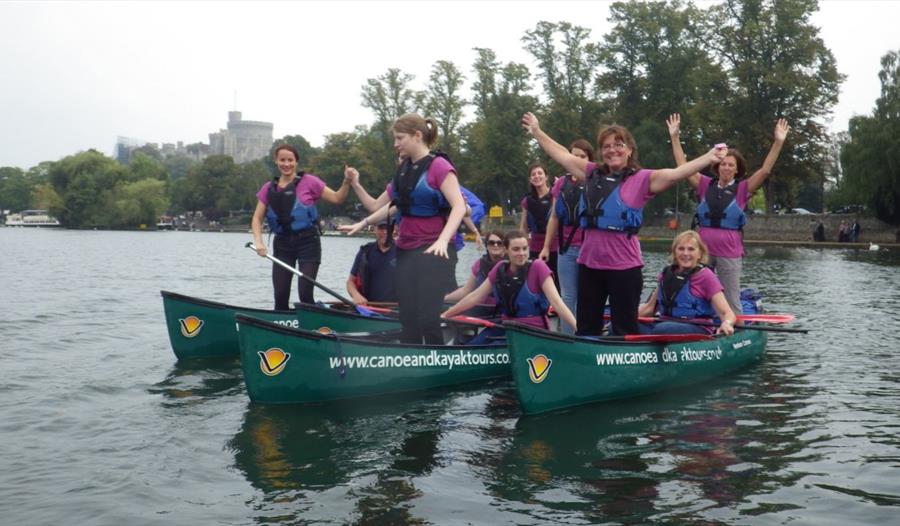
[
  {"xmin": 649, "ymin": 146, "xmax": 726, "ymax": 195},
  {"xmin": 710, "ymin": 291, "xmax": 736, "ymax": 335},
  {"xmin": 518, "ymin": 204, "xmax": 528, "ymax": 235},
  {"xmin": 461, "ymin": 216, "xmax": 483, "ymax": 250},
  {"xmin": 347, "ymin": 167, "xmax": 392, "ymax": 212},
  {"xmin": 746, "ymin": 118, "xmax": 790, "ymax": 194},
  {"xmin": 522, "ymin": 112, "xmax": 589, "ymax": 180},
  {"xmin": 667, "ymin": 113, "xmax": 701, "ymax": 189},
  {"xmin": 638, "ymin": 288, "xmax": 659, "ymax": 318},
  {"xmin": 424, "ymin": 173, "xmax": 466, "ymax": 258},
  {"xmin": 441, "ymin": 279, "xmax": 494, "ymax": 319},
  {"xmin": 320, "ymin": 169, "xmax": 353, "ymax": 205},
  {"xmin": 339, "ymin": 202, "xmax": 392, "ymax": 236},
  {"xmin": 346, "ymin": 275, "xmax": 368, "ymax": 305},
  {"xmin": 250, "ymin": 200, "xmax": 268, "ymax": 257},
  {"xmin": 539, "ymin": 197, "xmax": 559, "ymax": 261},
  {"xmin": 444, "ymin": 274, "xmax": 477, "ymax": 303},
  {"xmin": 541, "ymin": 275, "xmax": 576, "ymax": 331}
]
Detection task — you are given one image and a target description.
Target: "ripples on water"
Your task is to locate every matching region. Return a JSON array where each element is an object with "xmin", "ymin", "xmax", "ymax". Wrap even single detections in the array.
[{"xmin": 1, "ymin": 229, "xmax": 898, "ymax": 524}]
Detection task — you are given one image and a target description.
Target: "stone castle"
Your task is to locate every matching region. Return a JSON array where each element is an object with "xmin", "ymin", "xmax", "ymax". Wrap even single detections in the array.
[{"xmin": 208, "ymin": 111, "xmax": 273, "ymax": 163}]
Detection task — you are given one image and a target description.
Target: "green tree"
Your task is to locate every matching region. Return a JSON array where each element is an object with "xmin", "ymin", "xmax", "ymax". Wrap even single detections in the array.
[
  {"xmin": 109, "ymin": 178, "xmax": 168, "ymax": 227},
  {"xmin": 0, "ymin": 167, "xmax": 33, "ymax": 212},
  {"xmin": 422, "ymin": 60, "xmax": 466, "ymax": 156},
  {"xmin": 129, "ymin": 152, "xmax": 168, "ymax": 181},
  {"xmin": 46, "ymin": 150, "xmax": 129, "ymax": 227}
]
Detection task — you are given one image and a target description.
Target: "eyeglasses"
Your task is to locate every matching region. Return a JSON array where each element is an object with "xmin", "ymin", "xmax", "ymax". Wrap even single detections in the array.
[
  {"xmin": 487, "ymin": 240, "xmax": 504, "ymax": 246},
  {"xmin": 601, "ymin": 142, "xmax": 627, "ymax": 152}
]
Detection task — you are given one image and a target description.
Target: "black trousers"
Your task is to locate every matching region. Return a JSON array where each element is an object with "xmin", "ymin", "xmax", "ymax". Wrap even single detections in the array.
[
  {"xmin": 272, "ymin": 233, "xmax": 321, "ymax": 310},
  {"xmin": 396, "ymin": 246, "xmax": 454, "ymax": 345},
  {"xmin": 576, "ymin": 265, "xmax": 643, "ymax": 336}
]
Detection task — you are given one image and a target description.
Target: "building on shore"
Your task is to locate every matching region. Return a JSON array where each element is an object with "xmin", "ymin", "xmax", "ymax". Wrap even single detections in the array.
[{"xmin": 208, "ymin": 111, "xmax": 273, "ymax": 164}]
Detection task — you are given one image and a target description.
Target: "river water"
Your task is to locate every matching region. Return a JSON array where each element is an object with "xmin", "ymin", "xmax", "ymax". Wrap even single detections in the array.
[{"xmin": 1, "ymin": 228, "xmax": 899, "ymax": 525}]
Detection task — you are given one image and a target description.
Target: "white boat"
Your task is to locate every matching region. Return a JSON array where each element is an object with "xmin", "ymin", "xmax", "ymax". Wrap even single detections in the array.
[{"xmin": 4, "ymin": 210, "xmax": 61, "ymax": 227}]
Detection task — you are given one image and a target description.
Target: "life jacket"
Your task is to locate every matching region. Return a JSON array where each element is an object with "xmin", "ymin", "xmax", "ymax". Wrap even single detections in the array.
[
  {"xmin": 391, "ymin": 152, "xmax": 451, "ymax": 219},
  {"xmin": 265, "ymin": 174, "xmax": 318, "ymax": 235},
  {"xmin": 475, "ymin": 253, "xmax": 496, "ymax": 288},
  {"xmin": 555, "ymin": 175, "xmax": 584, "ymax": 253},
  {"xmin": 492, "ymin": 261, "xmax": 550, "ymax": 319},
  {"xmin": 695, "ymin": 179, "xmax": 746, "ymax": 230},
  {"xmin": 577, "ymin": 167, "xmax": 642, "ymax": 235},
  {"xmin": 352, "ymin": 242, "xmax": 377, "ymax": 297},
  {"xmin": 525, "ymin": 193, "xmax": 552, "ymax": 234},
  {"xmin": 658, "ymin": 264, "xmax": 716, "ymax": 319}
]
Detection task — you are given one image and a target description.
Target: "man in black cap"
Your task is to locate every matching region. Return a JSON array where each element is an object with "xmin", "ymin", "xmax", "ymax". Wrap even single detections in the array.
[{"xmin": 347, "ymin": 220, "xmax": 398, "ymax": 304}]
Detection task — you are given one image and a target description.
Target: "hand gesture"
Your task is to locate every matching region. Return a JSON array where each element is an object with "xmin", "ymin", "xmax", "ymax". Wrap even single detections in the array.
[
  {"xmin": 708, "ymin": 144, "xmax": 728, "ymax": 164},
  {"xmin": 424, "ymin": 238, "xmax": 450, "ymax": 259},
  {"xmin": 521, "ymin": 112, "xmax": 541, "ymax": 136},
  {"xmin": 538, "ymin": 247, "xmax": 550, "ymax": 261},
  {"xmin": 338, "ymin": 221, "xmax": 366, "ymax": 236},
  {"xmin": 344, "ymin": 165, "xmax": 359, "ymax": 184},
  {"xmin": 774, "ymin": 118, "xmax": 790, "ymax": 142},
  {"xmin": 666, "ymin": 113, "xmax": 681, "ymax": 137}
]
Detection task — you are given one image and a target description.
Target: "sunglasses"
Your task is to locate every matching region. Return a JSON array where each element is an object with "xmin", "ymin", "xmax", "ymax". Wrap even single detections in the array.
[{"xmin": 487, "ymin": 239, "xmax": 504, "ymax": 246}]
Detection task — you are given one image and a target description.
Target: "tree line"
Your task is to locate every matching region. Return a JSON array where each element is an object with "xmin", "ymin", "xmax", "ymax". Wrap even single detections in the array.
[{"xmin": 1, "ymin": 1, "xmax": 896, "ymax": 228}]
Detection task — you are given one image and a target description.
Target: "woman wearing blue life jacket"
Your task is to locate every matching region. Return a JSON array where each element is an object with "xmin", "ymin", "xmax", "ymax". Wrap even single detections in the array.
[
  {"xmin": 341, "ymin": 114, "xmax": 467, "ymax": 344},
  {"xmin": 667, "ymin": 114, "xmax": 789, "ymax": 317},
  {"xmin": 519, "ymin": 163, "xmax": 559, "ymax": 291},
  {"xmin": 638, "ymin": 230, "xmax": 736, "ymax": 336},
  {"xmin": 251, "ymin": 144, "xmax": 355, "ymax": 310},
  {"xmin": 521, "ymin": 112, "xmax": 726, "ymax": 336},
  {"xmin": 538, "ymin": 139, "xmax": 594, "ymax": 334},
  {"xmin": 441, "ymin": 230, "xmax": 576, "ymax": 333},
  {"xmin": 444, "ymin": 230, "xmax": 507, "ymax": 305}
]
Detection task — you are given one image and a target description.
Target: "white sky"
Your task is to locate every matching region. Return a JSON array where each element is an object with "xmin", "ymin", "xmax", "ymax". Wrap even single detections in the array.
[{"xmin": 1, "ymin": 0, "xmax": 897, "ymax": 169}]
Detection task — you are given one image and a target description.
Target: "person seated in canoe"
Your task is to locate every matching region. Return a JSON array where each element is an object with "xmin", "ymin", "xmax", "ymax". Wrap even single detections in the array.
[
  {"xmin": 444, "ymin": 229, "xmax": 507, "ymax": 306},
  {"xmin": 638, "ymin": 231, "xmax": 736, "ymax": 336},
  {"xmin": 441, "ymin": 230, "xmax": 576, "ymax": 338},
  {"xmin": 346, "ymin": 220, "xmax": 397, "ymax": 306}
]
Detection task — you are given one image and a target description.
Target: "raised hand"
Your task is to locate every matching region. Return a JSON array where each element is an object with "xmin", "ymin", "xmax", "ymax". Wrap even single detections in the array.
[
  {"xmin": 774, "ymin": 118, "xmax": 790, "ymax": 142},
  {"xmin": 521, "ymin": 112, "xmax": 541, "ymax": 136},
  {"xmin": 709, "ymin": 144, "xmax": 728, "ymax": 164},
  {"xmin": 666, "ymin": 113, "xmax": 681, "ymax": 137},
  {"xmin": 344, "ymin": 165, "xmax": 359, "ymax": 184}
]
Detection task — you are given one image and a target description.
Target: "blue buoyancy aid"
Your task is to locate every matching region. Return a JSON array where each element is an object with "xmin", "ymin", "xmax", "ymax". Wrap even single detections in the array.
[
  {"xmin": 577, "ymin": 167, "xmax": 643, "ymax": 235},
  {"xmin": 658, "ymin": 265, "xmax": 716, "ymax": 319},
  {"xmin": 392, "ymin": 152, "xmax": 451, "ymax": 218},
  {"xmin": 695, "ymin": 179, "xmax": 746, "ymax": 230},
  {"xmin": 492, "ymin": 261, "xmax": 550, "ymax": 319},
  {"xmin": 525, "ymin": 193, "xmax": 552, "ymax": 234},
  {"xmin": 265, "ymin": 175, "xmax": 318, "ymax": 235},
  {"xmin": 555, "ymin": 175, "xmax": 584, "ymax": 227}
]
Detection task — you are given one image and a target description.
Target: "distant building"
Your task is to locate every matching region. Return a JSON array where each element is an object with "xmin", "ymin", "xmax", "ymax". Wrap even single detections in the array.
[{"xmin": 208, "ymin": 111, "xmax": 273, "ymax": 164}]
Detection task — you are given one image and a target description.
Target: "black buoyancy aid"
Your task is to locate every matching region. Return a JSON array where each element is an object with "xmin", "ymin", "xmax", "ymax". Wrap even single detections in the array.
[
  {"xmin": 557, "ymin": 176, "xmax": 583, "ymax": 226},
  {"xmin": 695, "ymin": 179, "xmax": 746, "ymax": 230},
  {"xmin": 493, "ymin": 261, "xmax": 548, "ymax": 318},
  {"xmin": 354, "ymin": 241, "xmax": 377, "ymax": 296},
  {"xmin": 659, "ymin": 264, "xmax": 714, "ymax": 318},
  {"xmin": 476, "ymin": 253, "xmax": 495, "ymax": 284},
  {"xmin": 265, "ymin": 172, "xmax": 318, "ymax": 234},
  {"xmin": 525, "ymin": 193, "xmax": 552, "ymax": 234},
  {"xmin": 391, "ymin": 151, "xmax": 452, "ymax": 217},
  {"xmin": 579, "ymin": 166, "xmax": 642, "ymax": 235}
]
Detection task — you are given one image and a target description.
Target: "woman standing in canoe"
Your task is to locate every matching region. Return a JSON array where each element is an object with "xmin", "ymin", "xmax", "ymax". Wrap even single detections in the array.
[
  {"xmin": 519, "ymin": 163, "xmax": 559, "ymax": 290},
  {"xmin": 538, "ymin": 139, "xmax": 594, "ymax": 334},
  {"xmin": 251, "ymin": 144, "xmax": 355, "ymax": 310},
  {"xmin": 521, "ymin": 112, "xmax": 726, "ymax": 336},
  {"xmin": 441, "ymin": 231, "xmax": 576, "ymax": 332},
  {"xmin": 638, "ymin": 230, "xmax": 736, "ymax": 336},
  {"xmin": 666, "ymin": 114, "xmax": 789, "ymax": 316},
  {"xmin": 341, "ymin": 114, "xmax": 467, "ymax": 344}
]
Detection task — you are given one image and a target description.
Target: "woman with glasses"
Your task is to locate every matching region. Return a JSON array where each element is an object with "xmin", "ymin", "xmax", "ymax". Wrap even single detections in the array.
[
  {"xmin": 445, "ymin": 230, "xmax": 508, "ymax": 304},
  {"xmin": 521, "ymin": 112, "xmax": 726, "ymax": 336}
]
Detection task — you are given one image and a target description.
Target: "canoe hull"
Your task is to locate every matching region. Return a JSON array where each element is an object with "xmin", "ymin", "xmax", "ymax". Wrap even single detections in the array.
[
  {"xmin": 161, "ymin": 291, "xmax": 298, "ymax": 360},
  {"xmin": 295, "ymin": 301, "xmax": 402, "ymax": 333},
  {"xmin": 236, "ymin": 314, "xmax": 509, "ymax": 404},
  {"xmin": 506, "ymin": 322, "xmax": 768, "ymax": 415}
]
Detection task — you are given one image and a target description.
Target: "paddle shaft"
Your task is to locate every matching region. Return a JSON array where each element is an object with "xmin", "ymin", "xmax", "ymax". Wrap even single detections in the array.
[
  {"xmin": 245, "ymin": 242, "xmax": 357, "ymax": 307},
  {"xmin": 658, "ymin": 317, "xmax": 809, "ymax": 334}
]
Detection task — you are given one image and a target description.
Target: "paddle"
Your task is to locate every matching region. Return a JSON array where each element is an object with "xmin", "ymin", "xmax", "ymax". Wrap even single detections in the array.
[
  {"xmin": 614, "ymin": 314, "xmax": 796, "ymax": 325},
  {"xmin": 653, "ymin": 317, "xmax": 809, "ymax": 334},
  {"xmin": 245, "ymin": 242, "xmax": 387, "ymax": 317},
  {"xmin": 449, "ymin": 315, "xmax": 713, "ymax": 343},
  {"xmin": 446, "ymin": 315, "xmax": 498, "ymax": 328}
]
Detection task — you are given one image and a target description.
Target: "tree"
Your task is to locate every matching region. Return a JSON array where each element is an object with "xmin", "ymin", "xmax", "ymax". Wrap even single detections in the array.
[
  {"xmin": 360, "ymin": 68, "xmax": 421, "ymax": 183},
  {"xmin": 840, "ymin": 50, "xmax": 900, "ymax": 224},
  {"xmin": 46, "ymin": 150, "xmax": 129, "ymax": 227},
  {"xmin": 0, "ymin": 167, "xmax": 33, "ymax": 212},
  {"xmin": 422, "ymin": 60, "xmax": 466, "ymax": 156}
]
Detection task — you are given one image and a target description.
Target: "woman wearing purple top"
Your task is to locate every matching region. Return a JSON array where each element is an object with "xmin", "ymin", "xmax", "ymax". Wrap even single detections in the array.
[
  {"xmin": 667, "ymin": 114, "xmax": 789, "ymax": 316},
  {"xmin": 521, "ymin": 112, "xmax": 726, "ymax": 336},
  {"xmin": 251, "ymin": 144, "xmax": 354, "ymax": 310},
  {"xmin": 519, "ymin": 163, "xmax": 559, "ymax": 290},
  {"xmin": 638, "ymin": 230, "xmax": 736, "ymax": 336},
  {"xmin": 341, "ymin": 114, "xmax": 466, "ymax": 344}
]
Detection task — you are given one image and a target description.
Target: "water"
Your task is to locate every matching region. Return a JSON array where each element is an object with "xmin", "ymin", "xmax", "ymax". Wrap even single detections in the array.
[{"xmin": 1, "ymin": 228, "xmax": 899, "ymax": 525}]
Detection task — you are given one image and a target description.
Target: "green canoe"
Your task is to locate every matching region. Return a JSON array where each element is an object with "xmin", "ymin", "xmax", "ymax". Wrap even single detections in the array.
[
  {"xmin": 235, "ymin": 313, "xmax": 510, "ymax": 404},
  {"xmin": 161, "ymin": 290, "xmax": 301, "ymax": 360},
  {"xmin": 505, "ymin": 322, "xmax": 767, "ymax": 415},
  {"xmin": 295, "ymin": 301, "xmax": 402, "ymax": 333}
]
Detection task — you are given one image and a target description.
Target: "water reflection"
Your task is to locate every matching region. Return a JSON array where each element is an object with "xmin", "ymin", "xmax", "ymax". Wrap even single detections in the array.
[{"xmin": 149, "ymin": 358, "xmax": 244, "ymax": 404}]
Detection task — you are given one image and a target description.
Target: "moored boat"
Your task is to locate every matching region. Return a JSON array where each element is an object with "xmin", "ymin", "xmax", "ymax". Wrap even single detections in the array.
[
  {"xmin": 505, "ymin": 321, "xmax": 767, "ymax": 415},
  {"xmin": 235, "ymin": 314, "xmax": 510, "ymax": 404},
  {"xmin": 161, "ymin": 290, "xmax": 299, "ymax": 360}
]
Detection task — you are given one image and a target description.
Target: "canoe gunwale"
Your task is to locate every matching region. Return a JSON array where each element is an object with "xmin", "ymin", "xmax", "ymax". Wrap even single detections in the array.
[{"xmin": 161, "ymin": 290, "xmax": 294, "ymax": 316}]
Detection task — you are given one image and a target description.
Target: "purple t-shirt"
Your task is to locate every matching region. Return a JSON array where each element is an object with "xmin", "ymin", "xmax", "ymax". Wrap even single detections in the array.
[
  {"xmin": 696, "ymin": 176, "xmax": 749, "ymax": 258},
  {"xmin": 256, "ymin": 174, "xmax": 326, "ymax": 206},
  {"xmin": 656, "ymin": 266, "xmax": 724, "ymax": 333},
  {"xmin": 577, "ymin": 165, "xmax": 655, "ymax": 270},
  {"xmin": 471, "ymin": 258, "xmax": 497, "ymax": 306},
  {"xmin": 550, "ymin": 175, "xmax": 584, "ymax": 249},
  {"xmin": 521, "ymin": 194, "xmax": 559, "ymax": 253},
  {"xmin": 487, "ymin": 259, "xmax": 553, "ymax": 329},
  {"xmin": 386, "ymin": 156, "xmax": 456, "ymax": 250}
]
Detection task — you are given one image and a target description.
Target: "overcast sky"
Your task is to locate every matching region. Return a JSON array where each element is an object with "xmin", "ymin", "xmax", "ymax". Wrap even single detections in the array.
[{"xmin": 1, "ymin": 0, "xmax": 898, "ymax": 170}]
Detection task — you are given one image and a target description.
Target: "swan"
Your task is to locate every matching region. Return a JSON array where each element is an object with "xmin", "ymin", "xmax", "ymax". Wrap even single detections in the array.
[{"xmin": 869, "ymin": 242, "xmax": 880, "ymax": 251}]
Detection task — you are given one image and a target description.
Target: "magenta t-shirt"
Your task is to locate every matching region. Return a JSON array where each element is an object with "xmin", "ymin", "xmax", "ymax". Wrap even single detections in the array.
[
  {"xmin": 487, "ymin": 259, "xmax": 553, "ymax": 329},
  {"xmin": 577, "ymin": 165, "xmax": 655, "ymax": 270},
  {"xmin": 521, "ymin": 194, "xmax": 559, "ymax": 253},
  {"xmin": 550, "ymin": 176, "xmax": 584, "ymax": 249},
  {"xmin": 656, "ymin": 266, "xmax": 724, "ymax": 333},
  {"xmin": 256, "ymin": 174, "xmax": 326, "ymax": 206},
  {"xmin": 386, "ymin": 156, "xmax": 456, "ymax": 250},
  {"xmin": 696, "ymin": 176, "xmax": 749, "ymax": 258}
]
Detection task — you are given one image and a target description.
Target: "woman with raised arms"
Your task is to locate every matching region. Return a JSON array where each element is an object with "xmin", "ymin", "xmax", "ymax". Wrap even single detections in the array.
[{"xmin": 521, "ymin": 112, "xmax": 726, "ymax": 336}]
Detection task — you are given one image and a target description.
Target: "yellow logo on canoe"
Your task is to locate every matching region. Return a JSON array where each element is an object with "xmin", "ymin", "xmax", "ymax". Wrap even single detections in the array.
[
  {"xmin": 179, "ymin": 316, "xmax": 204, "ymax": 338},
  {"xmin": 317, "ymin": 327, "xmax": 335, "ymax": 335},
  {"xmin": 258, "ymin": 348, "xmax": 291, "ymax": 376},
  {"xmin": 527, "ymin": 354, "xmax": 552, "ymax": 384}
]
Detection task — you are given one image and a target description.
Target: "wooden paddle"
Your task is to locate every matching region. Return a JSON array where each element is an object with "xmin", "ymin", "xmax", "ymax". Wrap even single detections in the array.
[{"xmin": 245, "ymin": 242, "xmax": 389, "ymax": 317}]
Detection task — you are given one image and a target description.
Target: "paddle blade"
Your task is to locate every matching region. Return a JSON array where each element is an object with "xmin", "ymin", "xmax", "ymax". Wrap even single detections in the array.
[
  {"xmin": 355, "ymin": 305, "xmax": 391, "ymax": 318},
  {"xmin": 736, "ymin": 313, "xmax": 795, "ymax": 324},
  {"xmin": 447, "ymin": 315, "xmax": 496, "ymax": 328}
]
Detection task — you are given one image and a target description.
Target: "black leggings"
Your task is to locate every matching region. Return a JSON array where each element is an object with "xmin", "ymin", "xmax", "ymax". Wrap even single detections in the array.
[
  {"xmin": 396, "ymin": 246, "xmax": 454, "ymax": 345},
  {"xmin": 576, "ymin": 265, "xmax": 643, "ymax": 336},
  {"xmin": 272, "ymin": 233, "xmax": 321, "ymax": 310}
]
